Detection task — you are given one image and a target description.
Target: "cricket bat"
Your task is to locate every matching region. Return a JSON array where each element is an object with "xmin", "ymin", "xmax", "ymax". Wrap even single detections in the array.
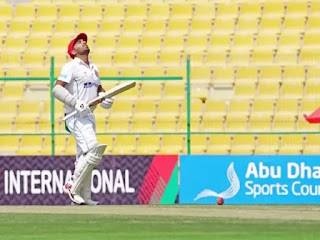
[{"xmin": 63, "ymin": 80, "xmax": 136, "ymax": 121}]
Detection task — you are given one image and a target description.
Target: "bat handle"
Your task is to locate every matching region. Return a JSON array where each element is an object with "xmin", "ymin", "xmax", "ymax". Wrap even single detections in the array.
[{"xmin": 62, "ymin": 110, "xmax": 77, "ymax": 121}]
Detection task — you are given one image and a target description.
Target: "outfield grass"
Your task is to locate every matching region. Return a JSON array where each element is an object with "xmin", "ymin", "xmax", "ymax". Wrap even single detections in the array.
[{"xmin": 0, "ymin": 206, "xmax": 319, "ymax": 240}]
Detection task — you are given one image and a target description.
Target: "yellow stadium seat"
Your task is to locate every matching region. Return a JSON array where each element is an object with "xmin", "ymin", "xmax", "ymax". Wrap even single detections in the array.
[
  {"xmin": 163, "ymin": 82, "xmax": 185, "ymax": 100},
  {"xmin": 190, "ymin": 135, "xmax": 207, "ymax": 154},
  {"xmin": 144, "ymin": 18, "xmax": 166, "ymax": 34},
  {"xmin": 208, "ymin": 34, "xmax": 230, "ymax": 50},
  {"xmin": 297, "ymin": 115, "xmax": 320, "ymax": 132},
  {"xmin": 1, "ymin": 82, "xmax": 24, "ymax": 100},
  {"xmin": 134, "ymin": 99, "xmax": 157, "ymax": 117},
  {"xmin": 95, "ymin": 35, "xmax": 116, "ymax": 52},
  {"xmin": 50, "ymin": 35, "xmax": 73, "ymax": 51},
  {"xmin": 305, "ymin": 81, "xmax": 320, "ymax": 98},
  {"xmin": 171, "ymin": 3, "xmax": 193, "ymax": 18},
  {"xmin": 163, "ymin": 34, "xmax": 185, "ymax": 50},
  {"xmin": 228, "ymin": 49, "xmax": 251, "ymax": 65},
  {"xmin": 109, "ymin": 99, "xmax": 133, "ymax": 117},
  {"xmin": 213, "ymin": 66, "xmax": 234, "ymax": 84},
  {"xmin": 157, "ymin": 99, "xmax": 181, "ymax": 117},
  {"xmin": 23, "ymin": 51, "xmax": 45, "ymax": 67},
  {"xmin": 112, "ymin": 135, "xmax": 136, "ymax": 155},
  {"xmin": 309, "ymin": 1, "xmax": 320, "ymax": 17},
  {"xmin": 159, "ymin": 50, "xmax": 182, "ymax": 66},
  {"xmin": 54, "ymin": 20, "xmax": 75, "ymax": 35},
  {"xmin": 99, "ymin": 67, "xmax": 119, "ymax": 77},
  {"xmin": 31, "ymin": 20, "xmax": 53, "ymax": 36},
  {"xmin": 280, "ymin": 80, "xmax": 303, "ymax": 98},
  {"xmin": 58, "ymin": 4, "xmax": 80, "ymax": 20},
  {"xmin": 304, "ymin": 134, "xmax": 320, "ymax": 154},
  {"xmin": 202, "ymin": 115, "xmax": 225, "ymax": 131},
  {"xmin": 36, "ymin": 4, "xmax": 57, "ymax": 20},
  {"xmin": 0, "ymin": 135, "xmax": 20, "ymax": 153},
  {"xmin": 140, "ymin": 35, "xmax": 162, "ymax": 51},
  {"xmin": 14, "ymin": 115, "xmax": 36, "ymax": 133},
  {"xmin": 206, "ymin": 134, "xmax": 231, "ymax": 154},
  {"xmin": 300, "ymin": 98, "xmax": 320, "ymax": 114},
  {"xmin": 117, "ymin": 35, "xmax": 139, "ymax": 50},
  {"xmin": 166, "ymin": 66, "xmax": 186, "ymax": 80},
  {"xmin": 213, "ymin": 17, "xmax": 235, "ymax": 34},
  {"xmin": 96, "ymin": 134, "xmax": 113, "ymax": 150},
  {"xmin": 4, "ymin": 35, "xmax": 26, "ymax": 52},
  {"xmin": 14, "ymin": 3, "xmax": 35, "ymax": 21},
  {"xmin": 273, "ymin": 114, "xmax": 296, "ymax": 131},
  {"xmin": 159, "ymin": 135, "xmax": 185, "ymax": 154},
  {"xmin": 126, "ymin": 4, "xmax": 147, "ymax": 19},
  {"xmin": 252, "ymin": 49, "xmax": 275, "ymax": 65},
  {"xmin": 27, "ymin": 35, "xmax": 48, "ymax": 52},
  {"xmin": 255, "ymin": 32, "xmax": 278, "ymax": 49},
  {"xmin": 236, "ymin": 66, "xmax": 258, "ymax": 82},
  {"xmin": 1, "ymin": 51, "xmax": 21, "ymax": 67},
  {"xmin": 278, "ymin": 135, "xmax": 303, "ymax": 155},
  {"xmin": 0, "ymin": 21, "xmax": 7, "ymax": 38},
  {"xmin": 255, "ymin": 135, "xmax": 279, "ymax": 155},
  {"xmin": 234, "ymin": 82, "xmax": 255, "ymax": 99},
  {"xmin": 300, "ymin": 48, "xmax": 320, "ymax": 64},
  {"xmin": 148, "ymin": 4, "xmax": 170, "ymax": 19},
  {"xmin": 260, "ymin": 66, "xmax": 282, "ymax": 82},
  {"xmin": 282, "ymin": 16, "xmax": 306, "ymax": 33},
  {"xmin": 194, "ymin": 3, "xmax": 215, "ymax": 18},
  {"xmin": 286, "ymin": 2, "xmax": 308, "ymax": 17},
  {"xmin": 240, "ymin": 2, "xmax": 261, "ymax": 18},
  {"xmin": 205, "ymin": 49, "xmax": 226, "ymax": 65},
  {"xmin": 136, "ymin": 50, "xmax": 158, "ymax": 66},
  {"xmin": 81, "ymin": 5, "xmax": 103, "ymax": 20},
  {"xmin": 107, "ymin": 115, "xmax": 129, "ymax": 132},
  {"xmin": 167, "ymin": 18, "xmax": 189, "ymax": 35},
  {"xmin": 37, "ymin": 115, "xmax": 51, "ymax": 133},
  {"xmin": 135, "ymin": 135, "xmax": 160, "ymax": 154},
  {"xmin": 142, "ymin": 66, "xmax": 164, "ymax": 77},
  {"xmin": 251, "ymin": 99, "xmax": 274, "ymax": 115},
  {"xmin": 307, "ymin": 16, "xmax": 320, "ymax": 33},
  {"xmin": 177, "ymin": 114, "xmax": 201, "ymax": 132},
  {"xmin": 122, "ymin": 19, "xmax": 144, "ymax": 35},
  {"xmin": 90, "ymin": 51, "xmax": 112, "ymax": 67},
  {"xmin": 278, "ymin": 32, "xmax": 301, "ymax": 49},
  {"xmin": 113, "ymin": 51, "xmax": 135, "ymax": 66},
  {"xmin": 303, "ymin": 32, "xmax": 320, "ymax": 49},
  {"xmin": 259, "ymin": 16, "xmax": 282, "ymax": 33},
  {"xmin": 275, "ymin": 98, "xmax": 298, "ymax": 116},
  {"xmin": 6, "ymin": 68, "xmax": 27, "ymax": 78},
  {"xmin": 131, "ymin": 115, "xmax": 154, "ymax": 133},
  {"xmin": 257, "ymin": 80, "xmax": 279, "ymax": 99},
  {"xmin": 216, "ymin": 2, "xmax": 238, "ymax": 18},
  {"xmin": 139, "ymin": 82, "xmax": 162, "ymax": 100},
  {"xmin": 119, "ymin": 66, "xmax": 141, "ymax": 77},
  {"xmin": 77, "ymin": 20, "xmax": 98, "ymax": 36},
  {"xmin": 262, "ymin": 2, "xmax": 284, "ymax": 17},
  {"xmin": 0, "ymin": 100, "xmax": 17, "ymax": 117},
  {"xmin": 186, "ymin": 33, "xmax": 208, "ymax": 51},
  {"xmin": 205, "ymin": 99, "xmax": 226, "ymax": 116},
  {"xmin": 46, "ymin": 51, "xmax": 68, "ymax": 68},
  {"xmin": 155, "ymin": 115, "xmax": 177, "ymax": 132},
  {"xmin": 233, "ymin": 33, "xmax": 254, "ymax": 49},
  {"xmin": 249, "ymin": 114, "xmax": 272, "ymax": 131},
  {"xmin": 275, "ymin": 48, "xmax": 299, "ymax": 65},
  {"xmin": 231, "ymin": 135, "xmax": 255, "ymax": 155},
  {"xmin": 19, "ymin": 100, "xmax": 40, "ymax": 117},
  {"xmin": 104, "ymin": 4, "xmax": 124, "ymax": 19},
  {"xmin": 190, "ymin": 66, "xmax": 212, "ymax": 83},
  {"xmin": 225, "ymin": 114, "xmax": 248, "ymax": 131},
  {"xmin": 190, "ymin": 18, "xmax": 212, "ymax": 34},
  {"xmin": 99, "ymin": 19, "xmax": 121, "ymax": 35},
  {"xmin": 0, "ymin": 117, "xmax": 14, "ymax": 133},
  {"xmin": 283, "ymin": 65, "xmax": 305, "ymax": 82},
  {"xmin": 18, "ymin": 135, "xmax": 43, "ymax": 155},
  {"xmin": 0, "ymin": 3, "xmax": 11, "ymax": 21},
  {"xmin": 228, "ymin": 99, "xmax": 250, "ymax": 115},
  {"xmin": 237, "ymin": 17, "xmax": 259, "ymax": 35}
]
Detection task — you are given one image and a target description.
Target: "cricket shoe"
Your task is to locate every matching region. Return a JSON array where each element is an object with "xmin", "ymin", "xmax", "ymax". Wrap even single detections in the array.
[
  {"xmin": 68, "ymin": 191, "xmax": 86, "ymax": 205},
  {"xmin": 84, "ymin": 199, "xmax": 99, "ymax": 205}
]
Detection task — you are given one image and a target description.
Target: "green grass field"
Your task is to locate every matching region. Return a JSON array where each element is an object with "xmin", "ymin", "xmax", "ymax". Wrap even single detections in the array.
[{"xmin": 0, "ymin": 205, "xmax": 319, "ymax": 240}]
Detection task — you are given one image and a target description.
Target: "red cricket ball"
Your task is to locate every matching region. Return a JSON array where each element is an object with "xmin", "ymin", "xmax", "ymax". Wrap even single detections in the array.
[{"xmin": 217, "ymin": 197, "xmax": 224, "ymax": 205}]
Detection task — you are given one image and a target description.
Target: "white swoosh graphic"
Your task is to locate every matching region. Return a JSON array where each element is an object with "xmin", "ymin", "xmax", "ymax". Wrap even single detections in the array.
[{"xmin": 194, "ymin": 162, "xmax": 240, "ymax": 201}]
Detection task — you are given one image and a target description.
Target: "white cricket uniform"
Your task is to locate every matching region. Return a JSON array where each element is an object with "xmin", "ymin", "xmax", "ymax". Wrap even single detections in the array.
[{"xmin": 58, "ymin": 57, "xmax": 100, "ymax": 156}]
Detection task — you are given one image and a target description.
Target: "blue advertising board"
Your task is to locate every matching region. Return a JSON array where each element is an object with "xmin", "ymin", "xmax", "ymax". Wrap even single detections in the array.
[{"xmin": 180, "ymin": 155, "xmax": 320, "ymax": 204}]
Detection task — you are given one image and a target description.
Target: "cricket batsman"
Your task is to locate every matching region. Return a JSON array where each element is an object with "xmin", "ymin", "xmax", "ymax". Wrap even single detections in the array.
[{"xmin": 52, "ymin": 33, "xmax": 114, "ymax": 205}]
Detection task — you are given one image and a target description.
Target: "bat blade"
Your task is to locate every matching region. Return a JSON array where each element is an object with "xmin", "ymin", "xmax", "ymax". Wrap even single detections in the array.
[{"xmin": 62, "ymin": 80, "xmax": 136, "ymax": 121}]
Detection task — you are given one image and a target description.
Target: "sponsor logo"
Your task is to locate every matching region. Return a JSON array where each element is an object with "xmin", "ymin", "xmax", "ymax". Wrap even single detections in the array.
[{"xmin": 84, "ymin": 82, "xmax": 99, "ymax": 88}]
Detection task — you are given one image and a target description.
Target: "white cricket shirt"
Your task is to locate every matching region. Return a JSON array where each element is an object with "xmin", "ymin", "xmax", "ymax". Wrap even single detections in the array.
[{"xmin": 58, "ymin": 57, "xmax": 101, "ymax": 114}]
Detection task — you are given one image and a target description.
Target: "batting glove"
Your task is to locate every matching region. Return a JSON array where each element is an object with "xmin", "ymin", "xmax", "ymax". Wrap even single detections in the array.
[
  {"xmin": 99, "ymin": 92, "xmax": 114, "ymax": 109},
  {"xmin": 75, "ymin": 100, "xmax": 91, "ymax": 118}
]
